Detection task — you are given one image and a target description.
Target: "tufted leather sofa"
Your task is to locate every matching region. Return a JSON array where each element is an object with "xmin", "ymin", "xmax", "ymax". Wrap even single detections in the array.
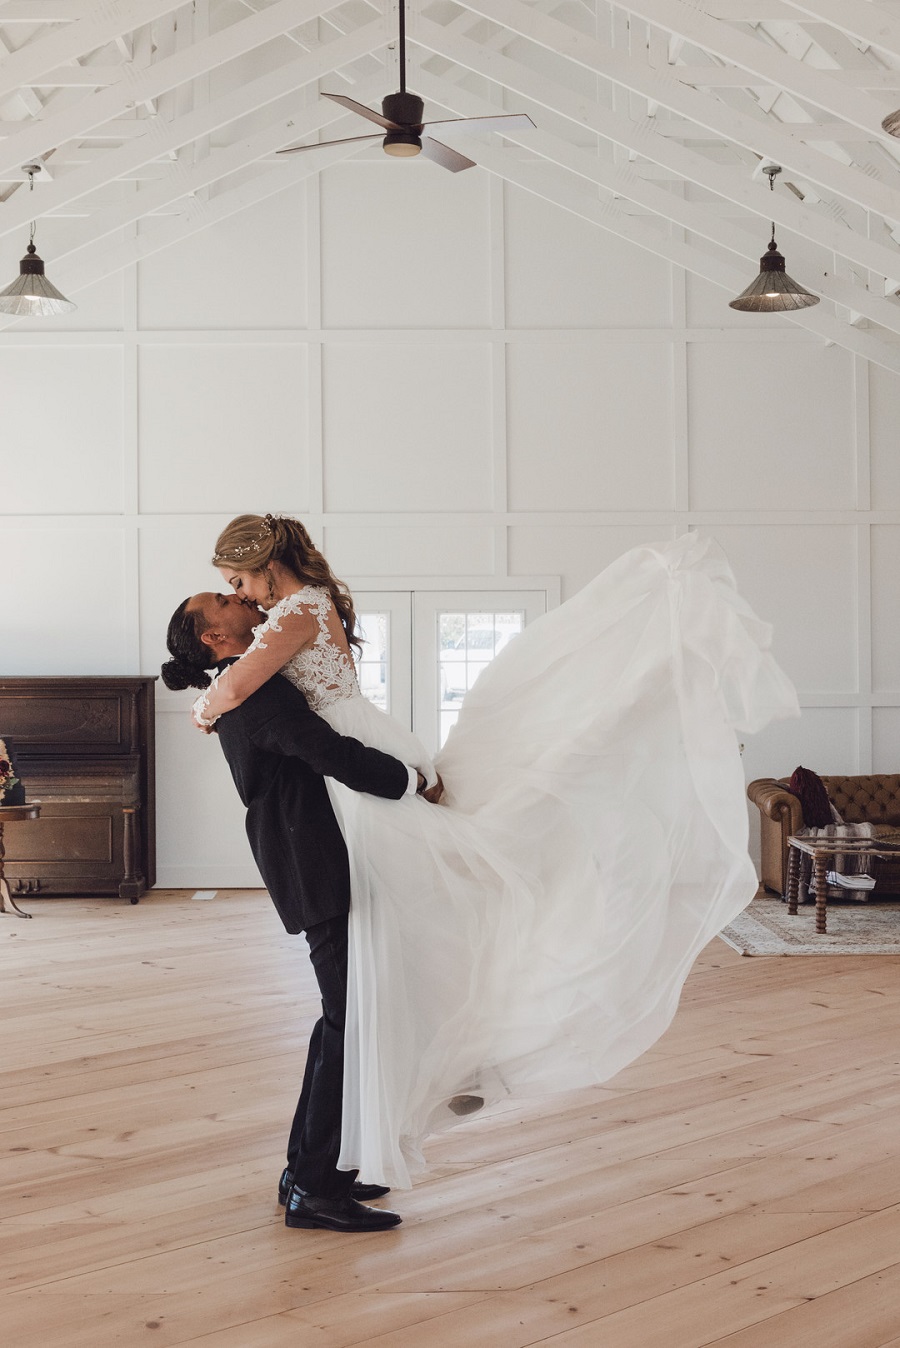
[{"xmin": 748, "ymin": 775, "xmax": 900, "ymax": 896}]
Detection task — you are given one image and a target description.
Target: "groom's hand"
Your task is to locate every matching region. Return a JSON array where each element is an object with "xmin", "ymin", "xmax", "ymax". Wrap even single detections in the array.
[{"xmin": 415, "ymin": 772, "xmax": 444, "ymax": 804}]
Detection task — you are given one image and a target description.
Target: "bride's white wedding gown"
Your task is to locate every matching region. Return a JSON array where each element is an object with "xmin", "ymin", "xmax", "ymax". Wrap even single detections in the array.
[{"xmin": 258, "ymin": 534, "xmax": 797, "ymax": 1189}]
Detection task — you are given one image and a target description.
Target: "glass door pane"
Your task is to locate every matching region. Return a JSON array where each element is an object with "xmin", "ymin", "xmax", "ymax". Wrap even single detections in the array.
[
  {"xmin": 414, "ymin": 591, "xmax": 547, "ymax": 754},
  {"xmin": 353, "ymin": 591, "xmax": 413, "ymax": 730},
  {"xmin": 355, "ymin": 611, "xmax": 389, "ymax": 712},
  {"xmin": 437, "ymin": 609, "xmax": 525, "ymax": 746}
]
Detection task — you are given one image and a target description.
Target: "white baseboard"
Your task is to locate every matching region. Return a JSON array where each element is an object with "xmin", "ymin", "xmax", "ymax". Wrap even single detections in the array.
[{"xmin": 153, "ymin": 865, "xmax": 265, "ymax": 889}]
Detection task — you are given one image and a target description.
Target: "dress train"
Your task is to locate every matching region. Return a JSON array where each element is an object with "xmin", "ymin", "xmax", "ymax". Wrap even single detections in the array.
[{"xmin": 307, "ymin": 534, "xmax": 797, "ymax": 1188}]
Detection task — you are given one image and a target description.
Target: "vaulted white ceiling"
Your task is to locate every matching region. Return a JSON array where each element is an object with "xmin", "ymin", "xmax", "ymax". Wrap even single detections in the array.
[{"xmin": 4, "ymin": 0, "xmax": 900, "ymax": 368}]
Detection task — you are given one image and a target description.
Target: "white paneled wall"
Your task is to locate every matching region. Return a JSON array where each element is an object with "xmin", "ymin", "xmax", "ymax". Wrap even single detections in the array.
[
  {"xmin": 506, "ymin": 342, "xmax": 676, "ymax": 511},
  {"xmin": 1, "ymin": 163, "xmax": 896, "ymax": 886},
  {"xmin": 688, "ymin": 345, "xmax": 856, "ymax": 511},
  {"xmin": 0, "ymin": 348, "xmax": 126, "ymax": 514},
  {"xmin": 705, "ymin": 525, "xmax": 859, "ymax": 694},
  {"xmin": 322, "ymin": 342, "xmax": 494, "ymax": 511},
  {"xmin": 138, "ymin": 343, "xmax": 310, "ymax": 514},
  {"xmin": 320, "ymin": 164, "xmax": 491, "ymax": 328}
]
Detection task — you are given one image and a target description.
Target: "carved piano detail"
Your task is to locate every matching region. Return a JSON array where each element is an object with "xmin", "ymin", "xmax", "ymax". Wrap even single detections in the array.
[{"xmin": 0, "ymin": 678, "xmax": 156, "ymax": 902}]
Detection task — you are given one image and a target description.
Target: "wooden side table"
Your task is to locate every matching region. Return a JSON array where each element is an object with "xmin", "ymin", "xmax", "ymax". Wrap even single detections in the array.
[
  {"xmin": 786, "ymin": 834, "xmax": 900, "ymax": 934},
  {"xmin": 0, "ymin": 804, "xmax": 40, "ymax": 918}
]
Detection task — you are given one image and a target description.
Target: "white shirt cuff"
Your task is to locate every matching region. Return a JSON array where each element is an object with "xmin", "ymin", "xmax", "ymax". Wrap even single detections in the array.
[{"xmin": 406, "ymin": 765, "xmax": 438, "ymax": 794}]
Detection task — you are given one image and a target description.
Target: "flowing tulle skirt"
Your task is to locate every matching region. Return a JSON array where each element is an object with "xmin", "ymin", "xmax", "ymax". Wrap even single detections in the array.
[{"xmin": 319, "ymin": 535, "xmax": 798, "ymax": 1188}]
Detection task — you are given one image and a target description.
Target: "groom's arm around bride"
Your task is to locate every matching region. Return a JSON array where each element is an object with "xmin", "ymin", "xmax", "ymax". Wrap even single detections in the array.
[{"xmin": 215, "ymin": 663, "xmax": 415, "ymax": 934}]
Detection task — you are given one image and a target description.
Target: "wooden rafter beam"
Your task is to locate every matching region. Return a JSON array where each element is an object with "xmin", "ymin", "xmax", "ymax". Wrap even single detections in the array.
[
  {"xmin": 0, "ymin": 2, "xmax": 129, "ymax": 17},
  {"xmin": 443, "ymin": 0, "xmax": 900, "ymax": 224},
  {"xmin": 0, "ymin": 28, "xmax": 385, "ymax": 243},
  {"xmin": 0, "ymin": 0, "xmax": 371, "ymax": 180},
  {"xmin": 0, "ymin": 0, "xmax": 189, "ymax": 103},
  {"xmin": 0, "ymin": 29, "xmax": 45, "ymax": 118},
  {"xmin": 669, "ymin": 65, "xmax": 900, "ymax": 89},
  {"xmin": 701, "ymin": 0, "xmax": 795, "ymax": 15},
  {"xmin": 615, "ymin": 0, "xmax": 897, "ymax": 139},
  {"xmin": 415, "ymin": 14, "xmax": 900, "ymax": 280},
  {"xmin": 778, "ymin": 0, "xmax": 900, "ymax": 64},
  {"xmin": 18, "ymin": 66, "xmax": 133, "ymax": 87}
]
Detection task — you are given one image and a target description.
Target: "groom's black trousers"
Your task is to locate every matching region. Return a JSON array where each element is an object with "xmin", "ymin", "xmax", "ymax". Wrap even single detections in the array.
[{"xmin": 286, "ymin": 915, "xmax": 359, "ymax": 1199}]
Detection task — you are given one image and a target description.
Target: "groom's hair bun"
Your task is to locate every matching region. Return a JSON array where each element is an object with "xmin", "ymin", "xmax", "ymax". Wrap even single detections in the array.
[{"xmin": 160, "ymin": 656, "xmax": 208, "ymax": 692}]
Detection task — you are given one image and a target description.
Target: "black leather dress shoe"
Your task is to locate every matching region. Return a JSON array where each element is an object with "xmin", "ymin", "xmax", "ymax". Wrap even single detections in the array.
[
  {"xmin": 284, "ymin": 1187, "xmax": 402, "ymax": 1232},
  {"xmin": 278, "ymin": 1167, "xmax": 390, "ymax": 1205}
]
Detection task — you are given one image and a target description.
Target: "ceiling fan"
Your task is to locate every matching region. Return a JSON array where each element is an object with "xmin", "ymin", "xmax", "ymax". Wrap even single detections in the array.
[{"xmin": 277, "ymin": 2, "xmax": 535, "ymax": 172}]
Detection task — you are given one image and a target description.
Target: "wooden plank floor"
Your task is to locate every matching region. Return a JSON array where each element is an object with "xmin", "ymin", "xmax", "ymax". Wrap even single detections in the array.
[{"xmin": 2, "ymin": 890, "xmax": 900, "ymax": 1348}]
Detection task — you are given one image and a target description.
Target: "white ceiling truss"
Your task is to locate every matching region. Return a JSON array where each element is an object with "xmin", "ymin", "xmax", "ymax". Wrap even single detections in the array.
[{"xmin": 4, "ymin": 0, "xmax": 900, "ymax": 366}]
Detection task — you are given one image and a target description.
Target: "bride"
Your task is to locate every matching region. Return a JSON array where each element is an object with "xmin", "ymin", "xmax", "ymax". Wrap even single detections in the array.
[{"xmin": 191, "ymin": 513, "xmax": 797, "ymax": 1188}]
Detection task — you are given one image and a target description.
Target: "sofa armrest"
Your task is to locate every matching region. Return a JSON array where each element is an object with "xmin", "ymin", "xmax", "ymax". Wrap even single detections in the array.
[
  {"xmin": 747, "ymin": 779, "xmax": 803, "ymax": 895},
  {"xmin": 747, "ymin": 779, "xmax": 803, "ymax": 831}
]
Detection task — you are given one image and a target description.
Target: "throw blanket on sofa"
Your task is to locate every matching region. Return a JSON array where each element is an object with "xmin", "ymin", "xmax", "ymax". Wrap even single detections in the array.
[
  {"xmin": 800, "ymin": 821, "xmax": 876, "ymax": 893},
  {"xmin": 786, "ymin": 766, "xmax": 874, "ymax": 892}
]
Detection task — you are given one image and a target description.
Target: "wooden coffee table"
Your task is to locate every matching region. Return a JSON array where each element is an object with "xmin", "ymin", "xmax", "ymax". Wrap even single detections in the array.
[
  {"xmin": 786, "ymin": 834, "xmax": 900, "ymax": 934},
  {"xmin": 0, "ymin": 803, "xmax": 41, "ymax": 918}
]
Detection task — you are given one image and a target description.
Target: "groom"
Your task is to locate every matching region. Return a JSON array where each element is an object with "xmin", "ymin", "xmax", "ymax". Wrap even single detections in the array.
[{"xmin": 173, "ymin": 591, "xmax": 434, "ymax": 1233}]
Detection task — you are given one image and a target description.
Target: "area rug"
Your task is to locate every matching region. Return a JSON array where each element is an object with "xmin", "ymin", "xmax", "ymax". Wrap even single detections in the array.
[{"xmin": 719, "ymin": 893, "xmax": 900, "ymax": 956}]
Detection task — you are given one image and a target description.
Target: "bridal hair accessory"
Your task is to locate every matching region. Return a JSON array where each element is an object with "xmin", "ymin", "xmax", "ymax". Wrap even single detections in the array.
[{"xmin": 213, "ymin": 514, "xmax": 274, "ymax": 564}]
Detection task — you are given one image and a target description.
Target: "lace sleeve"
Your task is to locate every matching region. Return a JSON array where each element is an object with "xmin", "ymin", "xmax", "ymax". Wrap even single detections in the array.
[
  {"xmin": 190, "ymin": 627, "xmax": 273, "ymax": 727},
  {"xmin": 265, "ymin": 588, "xmax": 332, "ymax": 630},
  {"xmin": 191, "ymin": 676, "xmax": 219, "ymax": 729},
  {"xmin": 191, "ymin": 602, "xmax": 318, "ymax": 726}
]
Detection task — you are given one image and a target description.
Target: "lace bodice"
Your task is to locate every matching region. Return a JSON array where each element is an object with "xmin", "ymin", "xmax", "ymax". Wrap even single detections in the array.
[{"xmin": 252, "ymin": 586, "xmax": 360, "ymax": 712}]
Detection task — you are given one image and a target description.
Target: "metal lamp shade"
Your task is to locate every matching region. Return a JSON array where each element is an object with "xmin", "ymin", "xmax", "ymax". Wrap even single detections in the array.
[
  {"xmin": 729, "ymin": 237, "xmax": 819, "ymax": 312},
  {"xmin": 0, "ymin": 242, "xmax": 75, "ymax": 316}
]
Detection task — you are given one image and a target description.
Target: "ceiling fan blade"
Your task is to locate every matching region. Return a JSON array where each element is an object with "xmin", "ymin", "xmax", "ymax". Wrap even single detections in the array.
[
  {"xmin": 420, "ymin": 137, "xmax": 476, "ymax": 173},
  {"xmin": 277, "ymin": 132, "xmax": 382, "ymax": 155},
  {"xmin": 422, "ymin": 113, "xmax": 536, "ymax": 135},
  {"xmin": 321, "ymin": 92, "xmax": 400, "ymax": 131}
]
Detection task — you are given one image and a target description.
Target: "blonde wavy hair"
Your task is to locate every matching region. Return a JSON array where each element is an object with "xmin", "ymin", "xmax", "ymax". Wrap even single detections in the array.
[{"xmin": 213, "ymin": 513, "xmax": 362, "ymax": 652}]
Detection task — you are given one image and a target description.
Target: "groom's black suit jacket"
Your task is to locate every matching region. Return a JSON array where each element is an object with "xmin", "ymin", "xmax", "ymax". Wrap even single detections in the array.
[{"xmin": 213, "ymin": 662, "xmax": 409, "ymax": 935}]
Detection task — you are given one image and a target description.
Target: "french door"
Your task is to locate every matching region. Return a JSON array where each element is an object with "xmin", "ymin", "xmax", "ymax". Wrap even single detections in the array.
[{"xmin": 354, "ymin": 588, "xmax": 547, "ymax": 756}]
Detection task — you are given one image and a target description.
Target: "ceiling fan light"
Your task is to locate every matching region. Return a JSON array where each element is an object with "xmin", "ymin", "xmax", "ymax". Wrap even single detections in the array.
[
  {"xmin": 383, "ymin": 131, "xmax": 421, "ymax": 157},
  {"xmin": 882, "ymin": 109, "xmax": 900, "ymax": 137}
]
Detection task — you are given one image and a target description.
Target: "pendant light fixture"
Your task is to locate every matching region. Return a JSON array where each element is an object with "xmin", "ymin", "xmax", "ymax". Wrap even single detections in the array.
[
  {"xmin": 729, "ymin": 166, "xmax": 819, "ymax": 313},
  {"xmin": 0, "ymin": 164, "xmax": 75, "ymax": 316}
]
